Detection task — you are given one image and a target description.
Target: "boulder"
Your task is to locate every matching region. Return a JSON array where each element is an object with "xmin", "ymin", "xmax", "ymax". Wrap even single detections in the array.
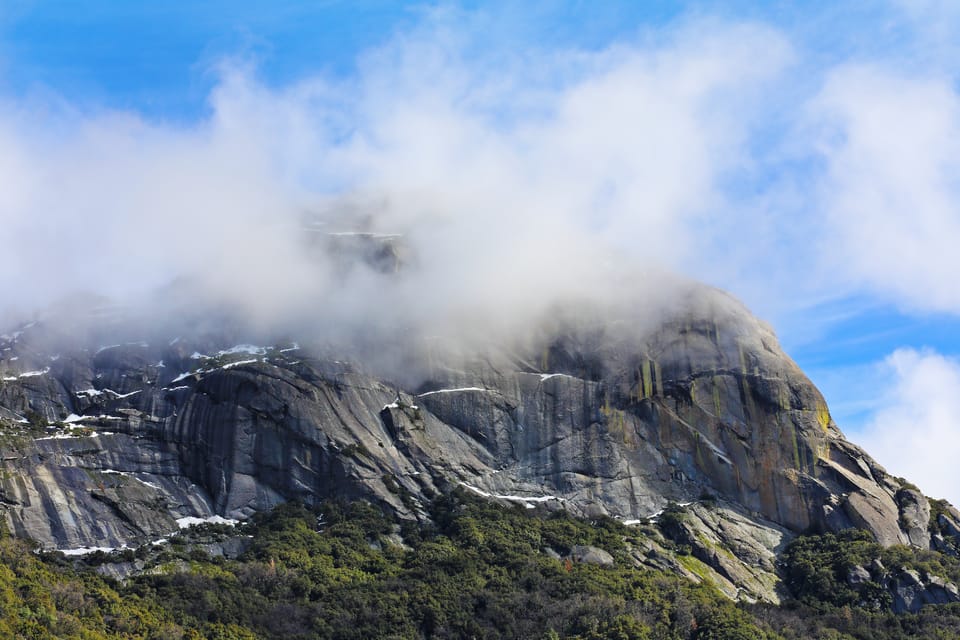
[{"xmin": 568, "ymin": 545, "xmax": 614, "ymax": 566}]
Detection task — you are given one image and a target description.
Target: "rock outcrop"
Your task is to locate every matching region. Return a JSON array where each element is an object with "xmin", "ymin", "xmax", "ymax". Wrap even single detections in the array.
[{"xmin": 0, "ymin": 284, "xmax": 933, "ymax": 584}]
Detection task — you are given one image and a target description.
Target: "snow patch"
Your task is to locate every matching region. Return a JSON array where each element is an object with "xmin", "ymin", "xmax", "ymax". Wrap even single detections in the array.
[
  {"xmin": 36, "ymin": 431, "xmax": 101, "ymax": 440},
  {"xmin": 59, "ymin": 545, "xmax": 122, "ymax": 556},
  {"xmin": 2, "ymin": 367, "xmax": 50, "ymax": 381},
  {"xmin": 538, "ymin": 373, "xmax": 577, "ymax": 381},
  {"xmin": 176, "ymin": 515, "xmax": 239, "ymax": 529},
  {"xmin": 218, "ymin": 344, "xmax": 267, "ymax": 356},
  {"xmin": 461, "ymin": 483, "xmax": 564, "ymax": 509},
  {"xmin": 110, "ymin": 389, "xmax": 141, "ymax": 399},
  {"xmin": 99, "ymin": 470, "xmax": 162, "ymax": 490},
  {"xmin": 76, "ymin": 388, "xmax": 141, "ymax": 399},
  {"xmin": 418, "ymin": 387, "xmax": 488, "ymax": 398},
  {"xmin": 220, "ymin": 359, "xmax": 258, "ymax": 370}
]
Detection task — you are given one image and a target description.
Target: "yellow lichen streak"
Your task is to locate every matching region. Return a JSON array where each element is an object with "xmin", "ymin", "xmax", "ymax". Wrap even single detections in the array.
[
  {"xmin": 785, "ymin": 419, "xmax": 802, "ymax": 471},
  {"xmin": 608, "ymin": 408, "xmax": 627, "ymax": 442},
  {"xmin": 778, "ymin": 384, "xmax": 791, "ymax": 412},
  {"xmin": 654, "ymin": 361, "xmax": 664, "ymax": 396},
  {"xmin": 540, "ymin": 347, "xmax": 550, "ymax": 371},
  {"xmin": 815, "ymin": 400, "xmax": 831, "ymax": 432},
  {"xmin": 641, "ymin": 360, "xmax": 653, "ymax": 399}
]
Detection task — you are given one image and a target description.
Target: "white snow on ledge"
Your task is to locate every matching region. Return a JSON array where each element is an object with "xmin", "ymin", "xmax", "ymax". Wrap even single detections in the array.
[
  {"xmin": 622, "ymin": 501, "xmax": 696, "ymax": 524},
  {"xmin": 218, "ymin": 345, "xmax": 267, "ymax": 356},
  {"xmin": 170, "ymin": 371, "xmax": 195, "ymax": 383},
  {"xmin": 170, "ymin": 358, "xmax": 262, "ymax": 383},
  {"xmin": 2, "ymin": 367, "xmax": 50, "ymax": 381},
  {"xmin": 58, "ymin": 545, "xmax": 125, "ymax": 556},
  {"xmin": 36, "ymin": 432, "xmax": 98, "ymax": 440},
  {"xmin": 176, "ymin": 515, "xmax": 239, "ymax": 529},
  {"xmin": 461, "ymin": 483, "xmax": 565, "ymax": 509},
  {"xmin": 192, "ymin": 345, "xmax": 268, "ymax": 361},
  {"xmin": 418, "ymin": 387, "xmax": 488, "ymax": 398},
  {"xmin": 61, "ymin": 413, "xmax": 128, "ymax": 426},
  {"xmin": 76, "ymin": 388, "xmax": 142, "ymax": 399},
  {"xmin": 95, "ymin": 342, "xmax": 148, "ymax": 355},
  {"xmin": 382, "ymin": 398, "xmax": 419, "ymax": 411},
  {"xmin": 100, "ymin": 470, "xmax": 163, "ymax": 490},
  {"xmin": 220, "ymin": 359, "xmax": 258, "ymax": 370},
  {"xmin": 538, "ymin": 373, "xmax": 579, "ymax": 382}
]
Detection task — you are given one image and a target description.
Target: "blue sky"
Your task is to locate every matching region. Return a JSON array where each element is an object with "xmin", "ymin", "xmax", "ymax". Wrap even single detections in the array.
[{"xmin": 3, "ymin": 1, "xmax": 960, "ymax": 501}]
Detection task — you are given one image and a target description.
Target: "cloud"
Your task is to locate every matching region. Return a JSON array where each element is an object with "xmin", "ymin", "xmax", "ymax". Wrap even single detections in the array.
[
  {"xmin": 0, "ymin": 15, "xmax": 792, "ymax": 348},
  {"xmin": 854, "ymin": 348, "xmax": 960, "ymax": 504},
  {"xmin": 807, "ymin": 64, "xmax": 960, "ymax": 315},
  {"xmin": 2, "ymin": 3, "xmax": 960, "ymax": 502}
]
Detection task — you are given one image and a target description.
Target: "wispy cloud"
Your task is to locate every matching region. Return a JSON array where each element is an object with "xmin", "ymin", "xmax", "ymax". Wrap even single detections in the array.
[
  {"xmin": 807, "ymin": 64, "xmax": 960, "ymax": 315},
  {"xmin": 0, "ymin": 15, "xmax": 792, "ymax": 342},
  {"xmin": 2, "ymin": 4, "xmax": 960, "ymax": 501},
  {"xmin": 853, "ymin": 348, "xmax": 960, "ymax": 504}
]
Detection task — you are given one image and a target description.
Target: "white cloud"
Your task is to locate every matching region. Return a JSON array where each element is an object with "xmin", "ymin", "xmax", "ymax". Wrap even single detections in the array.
[
  {"xmin": 0, "ymin": 17, "xmax": 793, "ymax": 345},
  {"xmin": 807, "ymin": 65, "xmax": 960, "ymax": 315},
  {"xmin": 854, "ymin": 348, "xmax": 960, "ymax": 504}
]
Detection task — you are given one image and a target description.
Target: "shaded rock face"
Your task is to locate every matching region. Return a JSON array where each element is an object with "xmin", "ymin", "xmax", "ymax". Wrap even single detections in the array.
[
  {"xmin": 897, "ymin": 489, "xmax": 932, "ymax": 548},
  {"xmin": 888, "ymin": 569, "xmax": 960, "ymax": 614},
  {"xmin": 838, "ymin": 561, "xmax": 960, "ymax": 614},
  {"xmin": 656, "ymin": 501, "xmax": 792, "ymax": 604},
  {"xmin": 0, "ymin": 285, "xmax": 921, "ymax": 555}
]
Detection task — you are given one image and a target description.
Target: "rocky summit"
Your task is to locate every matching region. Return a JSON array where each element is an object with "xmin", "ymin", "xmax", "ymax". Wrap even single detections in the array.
[{"xmin": 0, "ymin": 277, "xmax": 952, "ymax": 605}]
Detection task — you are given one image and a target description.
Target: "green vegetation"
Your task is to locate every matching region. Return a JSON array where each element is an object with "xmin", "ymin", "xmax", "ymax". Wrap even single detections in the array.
[
  {"xmin": 128, "ymin": 494, "xmax": 780, "ymax": 639},
  {"xmin": 779, "ymin": 528, "xmax": 960, "ymax": 612},
  {"xmin": 0, "ymin": 492, "xmax": 781, "ymax": 639},
  {"xmin": 779, "ymin": 529, "xmax": 890, "ymax": 610},
  {"xmin": 754, "ymin": 528, "xmax": 960, "ymax": 639},
  {"xmin": 6, "ymin": 496, "xmax": 960, "ymax": 638}
]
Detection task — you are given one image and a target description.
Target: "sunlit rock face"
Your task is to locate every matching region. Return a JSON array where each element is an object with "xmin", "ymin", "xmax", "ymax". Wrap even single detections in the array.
[{"xmin": 0, "ymin": 282, "xmax": 917, "ymax": 556}]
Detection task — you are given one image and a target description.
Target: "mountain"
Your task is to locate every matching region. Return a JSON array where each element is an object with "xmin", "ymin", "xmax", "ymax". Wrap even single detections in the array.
[{"xmin": 1, "ymin": 268, "xmax": 956, "ymax": 609}]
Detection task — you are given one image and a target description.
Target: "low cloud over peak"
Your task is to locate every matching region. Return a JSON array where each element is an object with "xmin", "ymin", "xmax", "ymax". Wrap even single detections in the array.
[{"xmin": 0, "ymin": 17, "xmax": 791, "ymax": 343}]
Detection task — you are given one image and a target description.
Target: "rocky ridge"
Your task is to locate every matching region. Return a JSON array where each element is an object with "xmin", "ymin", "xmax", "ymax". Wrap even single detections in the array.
[{"xmin": 0, "ymin": 285, "xmax": 955, "ymax": 606}]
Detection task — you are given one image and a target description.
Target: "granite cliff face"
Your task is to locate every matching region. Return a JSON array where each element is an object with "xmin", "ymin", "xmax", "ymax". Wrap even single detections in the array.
[{"xmin": 0, "ymin": 283, "xmax": 949, "ymax": 603}]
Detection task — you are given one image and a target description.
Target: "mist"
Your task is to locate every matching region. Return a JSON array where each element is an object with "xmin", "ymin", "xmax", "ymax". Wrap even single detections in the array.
[{"xmin": 0, "ymin": 15, "xmax": 792, "ymax": 358}]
